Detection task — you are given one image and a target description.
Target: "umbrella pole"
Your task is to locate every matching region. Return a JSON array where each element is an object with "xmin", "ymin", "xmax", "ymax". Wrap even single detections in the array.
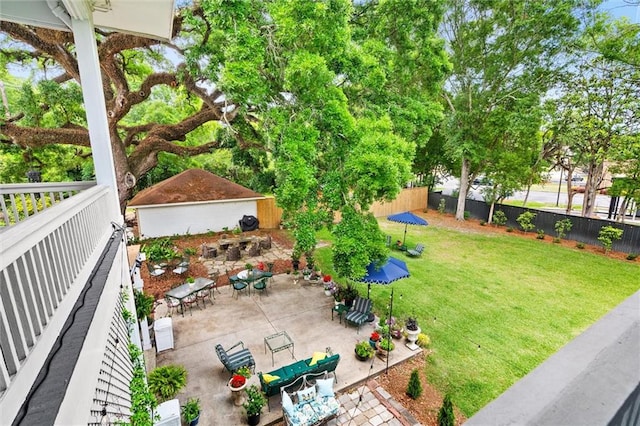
[{"xmin": 403, "ymin": 224, "xmax": 408, "ymax": 246}]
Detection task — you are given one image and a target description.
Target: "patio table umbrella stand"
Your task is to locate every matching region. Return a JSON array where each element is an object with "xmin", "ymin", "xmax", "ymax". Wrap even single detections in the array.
[{"xmin": 387, "ymin": 211, "xmax": 428, "ymax": 246}]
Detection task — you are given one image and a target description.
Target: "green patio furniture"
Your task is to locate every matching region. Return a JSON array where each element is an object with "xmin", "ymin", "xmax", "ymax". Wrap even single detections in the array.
[
  {"xmin": 406, "ymin": 243, "xmax": 425, "ymax": 257},
  {"xmin": 258, "ymin": 353, "xmax": 340, "ymax": 409},
  {"xmin": 344, "ymin": 296, "xmax": 372, "ymax": 333},
  {"xmin": 253, "ymin": 277, "xmax": 268, "ymax": 296},
  {"xmin": 214, "ymin": 341, "xmax": 255, "ymax": 376}
]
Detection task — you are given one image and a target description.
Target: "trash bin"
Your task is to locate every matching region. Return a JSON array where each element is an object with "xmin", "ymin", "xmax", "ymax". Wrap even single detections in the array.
[
  {"xmin": 154, "ymin": 398, "xmax": 180, "ymax": 426},
  {"xmin": 154, "ymin": 317, "xmax": 174, "ymax": 353}
]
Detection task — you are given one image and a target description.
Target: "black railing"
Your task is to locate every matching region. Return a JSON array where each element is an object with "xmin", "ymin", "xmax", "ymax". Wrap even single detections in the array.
[{"xmin": 428, "ymin": 192, "xmax": 640, "ymax": 254}]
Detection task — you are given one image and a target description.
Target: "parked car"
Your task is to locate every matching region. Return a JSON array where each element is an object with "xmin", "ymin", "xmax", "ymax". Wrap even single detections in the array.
[
  {"xmin": 566, "ymin": 175, "xmax": 584, "ymax": 182},
  {"xmin": 472, "ymin": 176, "xmax": 493, "ymax": 186}
]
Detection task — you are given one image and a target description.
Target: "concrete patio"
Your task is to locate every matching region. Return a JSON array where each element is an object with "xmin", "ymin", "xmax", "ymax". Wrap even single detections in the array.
[{"xmin": 150, "ymin": 273, "xmax": 421, "ymax": 425}]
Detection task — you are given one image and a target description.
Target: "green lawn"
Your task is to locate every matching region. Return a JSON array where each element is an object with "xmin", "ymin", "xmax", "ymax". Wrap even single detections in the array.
[{"xmin": 315, "ymin": 220, "xmax": 640, "ymax": 416}]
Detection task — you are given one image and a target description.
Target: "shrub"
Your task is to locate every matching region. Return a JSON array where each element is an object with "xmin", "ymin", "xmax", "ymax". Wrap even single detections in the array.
[
  {"xmin": 576, "ymin": 242, "xmax": 585, "ymax": 249},
  {"xmin": 148, "ymin": 365, "xmax": 187, "ymax": 402},
  {"xmin": 438, "ymin": 199, "xmax": 446, "ymax": 214},
  {"xmin": 626, "ymin": 253, "xmax": 638, "ymax": 261},
  {"xmin": 553, "ymin": 237, "xmax": 561, "ymax": 244},
  {"xmin": 554, "ymin": 218, "xmax": 573, "ymax": 240},
  {"xmin": 406, "ymin": 369, "xmax": 423, "ymax": 399},
  {"xmin": 492, "ymin": 210, "xmax": 507, "ymax": 226},
  {"xmin": 463, "ymin": 210, "xmax": 470, "ymax": 220},
  {"xmin": 598, "ymin": 226, "xmax": 623, "ymax": 253},
  {"xmin": 516, "ymin": 211, "xmax": 536, "ymax": 233},
  {"xmin": 416, "ymin": 333, "xmax": 431, "ymax": 348},
  {"xmin": 480, "ymin": 220, "xmax": 487, "ymax": 226},
  {"xmin": 438, "ymin": 394, "xmax": 455, "ymax": 426},
  {"xmin": 506, "ymin": 226, "xmax": 514, "ymax": 233},
  {"xmin": 536, "ymin": 229, "xmax": 545, "ymax": 240}
]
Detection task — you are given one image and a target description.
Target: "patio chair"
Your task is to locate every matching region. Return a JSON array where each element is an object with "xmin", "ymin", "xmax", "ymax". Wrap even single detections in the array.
[
  {"xmin": 253, "ymin": 277, "xmax": 268, "ymax": 296},
  {"xmin": 164, "ymin": 295, "xmax": 181, "ymax": 316},
  {"xmin": 146, "ymin": 262, "xmax": 165, "ymax": 278},
  {"xmin": 344, "ymin": 296, "xmax": 372, "ymax": 333},
  {"xmin": 172, "ymin": 255, "xmax": 190, "ymax": 274},
  {"xmin": 232, "ymin": 280, "xmax": 249, "ymax": 299},
  {"xmin": 196, "ymin": 283, "xmax": 215, "ymax": 307},
  {"xmin": 181, "ymin": 293, "xmax": 198, "ymax": 315},
  {"xmin": 406, "ymin": 243, "xmax": 425, "ymax": 257},
  {"xmin": 215, "ymin": 341, "xmax": 255, "ymax": 376}
]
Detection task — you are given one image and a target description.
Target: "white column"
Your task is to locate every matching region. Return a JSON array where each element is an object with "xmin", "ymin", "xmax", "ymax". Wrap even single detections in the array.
[{"xmin": 70, "ymin": 18, "xmax": 122, "ymax": 221}]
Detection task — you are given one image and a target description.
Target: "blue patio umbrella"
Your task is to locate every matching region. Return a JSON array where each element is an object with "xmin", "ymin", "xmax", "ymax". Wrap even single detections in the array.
[
  {"xmin": 387, "ymin": 211, "xmax": 428, "ymax": 246},
  {"xmin": 360, "ymin": 256, "xmax": 410, "ymax": 298}
]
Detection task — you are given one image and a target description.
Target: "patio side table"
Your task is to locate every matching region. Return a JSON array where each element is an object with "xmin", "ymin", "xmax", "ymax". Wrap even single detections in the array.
[{"xmin": 264, "ymin": 331, "xmax": 294, "ymax": 366}]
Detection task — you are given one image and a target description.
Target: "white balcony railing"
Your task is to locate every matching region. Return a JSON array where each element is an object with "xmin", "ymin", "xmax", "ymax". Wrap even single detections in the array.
[
  {"xmin": 0, "ymin": 184, "xmax": 119, "ymax": 410},
  {"xmin": 0, "ymin": 181, "xmax": 96, "ymax": 229}
]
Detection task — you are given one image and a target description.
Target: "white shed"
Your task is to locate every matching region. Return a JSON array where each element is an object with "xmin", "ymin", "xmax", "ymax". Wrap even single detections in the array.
[{"xmin": 128, "ymin": 169, "xmax": 264, "ymax": 238}]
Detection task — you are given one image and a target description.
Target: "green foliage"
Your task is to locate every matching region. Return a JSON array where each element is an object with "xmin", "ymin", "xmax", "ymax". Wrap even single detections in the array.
[
  {"xmin": 438, "ymin": 199, "xmax": 447, "ymax": 214},
  {"xmin": 417, "ymin": 333, "xmax": 431, "ymax": 348},
  {"xmin": 598, "ymin": 226, "xmax": 623, "ymax": 253},
  {"xmin": 576, "ymin": 242, "xmax": 585, "ymax": 249},
  {"xmin": 378, "ymin": 337, "xmax": 395, "ymax": 351},
  {"xmin": 142, "ymin": 238, "xmax": 178, "ymax": 263},
  {"xmin": 463, "ymin": 211, "xmax": 470, "ymax": 220},
  {"xmin": 438, "ymin": 394, "xmax": 455, "ymax": 426},
  {"xmin": 554, "ymin": 219, "xmax": 573, "ymax": 240},
  {"xmin": 355, "ymin": 340, "xmax": 375, "ymax": 359},
  {"xmin": 133, "ymin": 290, "xmax": 155, "ymax": 320},
  {"xmin": 181, "ymin": 398, "xmax": 200, "ymax": 424},
  {"xmin": 406, "ymin": 369, "xmax": 423, "ymax": 400},
  {"xmin": 492, "ymin": 211, "xmax": 507, "ymax": 226},
  {"xmin": 128, "ymin": 343, "xmax": 157, "ymax": 426},
  {"xmin": 243, "ymin": 385, "xmax": 267, "ymax": 417},
  {"xmin": 626, "ymin": 253, "xmax": 638, "ymax": 261},
  {"xmin": 235, "ymin": 366, "xmax": 252, "ymax": 379},
  {"xmin": 516, "ymin": 211, "xmax": 536, "ymax": 233},
  {"xmin": 147, "ymin": 365, "xmax": 187, "ymax": 403},
  {"xmin": 506, "ymin": 226, "xmax": 514, "ymax": 233},
  {"xmin": 536, "ymin": 229, "xmax": 545, "ymax": 240}
]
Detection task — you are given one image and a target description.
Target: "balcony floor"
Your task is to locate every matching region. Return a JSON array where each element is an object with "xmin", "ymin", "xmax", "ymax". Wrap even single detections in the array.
[{"xmin": 152, "ymin": 273, "xmax": 421, "ymax": 425}]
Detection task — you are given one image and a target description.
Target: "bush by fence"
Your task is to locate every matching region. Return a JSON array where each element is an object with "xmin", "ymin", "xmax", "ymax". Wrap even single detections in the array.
[{"xmin": 428, "ymin": 192, "xmax": 640, "ymax": 254}]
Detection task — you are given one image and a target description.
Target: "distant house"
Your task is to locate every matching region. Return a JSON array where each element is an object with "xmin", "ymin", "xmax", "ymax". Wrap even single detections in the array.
[{"xmin": 128, "ymin": 169, "xmax": 264, "ymax": 238}]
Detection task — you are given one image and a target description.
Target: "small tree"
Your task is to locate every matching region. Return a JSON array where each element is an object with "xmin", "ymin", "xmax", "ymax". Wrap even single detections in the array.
[
  {"xmin": 438, "ymin": 394, "xmax": 455, "ymax": 426},
  {"xmin": 516, "ymin": 211, "xmax": 536, "ymax": 233},
  {"xmin": 598, "ymin": 226, "xmax": 623, "ymax": 253},
  {"xmin": 492, "ymin": 210, "xmax": 507, "ymax": 226},
  {"xmin": 406, "ymin": 369, "xmax": 423, "ymax": 400},
  {"xmin": 554, "ymin": 219, "xmax": 573, "ymax": 241}
]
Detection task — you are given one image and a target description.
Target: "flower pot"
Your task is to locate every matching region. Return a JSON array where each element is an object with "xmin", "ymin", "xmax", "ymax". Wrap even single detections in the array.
[
  {"xmin": 369, "ymin": 338, "xmax": 379, "ymax": 349},
  {"xmin": 354, "ymin": 348, "xmax": 371, "ymax": 362},
  {"xmin": 405, "ymin": 326, "xmax": 421, "ymax": 351},
  {"xmin": 189, "ymin": 414, "xmax": 200, "ymax": 426},
  {"xmin": 248, "ymin": 413, "xmax": 260, "ymax": 426}
]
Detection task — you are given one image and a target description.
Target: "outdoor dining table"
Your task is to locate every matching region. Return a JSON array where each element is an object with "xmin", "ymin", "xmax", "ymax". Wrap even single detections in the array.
[
  {"xmin": 229, "ymin": 269, "xmax": 273, "ymax": 295},
  {"xmin": 165, "ymin": 277, "xmax": 214, "ymax": 316}
]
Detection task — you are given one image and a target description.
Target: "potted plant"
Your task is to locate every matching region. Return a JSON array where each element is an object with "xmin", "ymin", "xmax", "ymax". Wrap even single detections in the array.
[
  {"xmin": 291, "ymin": 251, "xmax": 301, "ymax": 272},
  {"xmin": 342, "ymin": 282, "xmax": 359, "ymax": 307},
  {"xmin": 324, "ymin": 279, "xmax": 336, "ymax": 297},
  {"xmin": 405, "ymin": 316, "xmax": 421, "ymax": 350},
  {"xmin": 148, "ymin": 364, "xmax": 187, "ymax": 402},
  {"xmin": 355, "ymin": 340, "xmax": 375, "ymax": 361},
  {"xmin": 376, "ymin": 337, "xmax": 395, "ymax": 358},
  {"xmin": 292, "ymin": 270, "xmax": 300, "ymax": 285},
  {"xmin": 243, "ymin": 384, "xmax": 267, "ymax": 426},
  {"xmin": 181, "ymin": 398, "xmax": 201, "ymax": 426},
  {"xmin": 369, "ymin": 330, "xmax": 381, "ymax": 349},
  {"xmin": 385, "ymin": 317, "xmax": 403, "ymax": 339},
  {"xmin": 186, "ymin": 276, "xmax": 195, "ymax": 288},
  {"xmin": 228, "ymin": 373, "xmax": 248, "ymax": 406},
  {"xmin": 302, "ymin": 266, "xmax": 312, "ymax": 280}
]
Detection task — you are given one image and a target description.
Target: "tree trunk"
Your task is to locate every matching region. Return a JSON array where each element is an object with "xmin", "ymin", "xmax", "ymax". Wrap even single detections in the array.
[
  {"xmin": 522, "ymin": 184, "xmax": 531, "ymax": 207},
  {"xmin": 487, "ymin": 201, "xmax": 496, "ymax": 224},
  {"xmin": 617, "ymin": 196, "xmax": 629, "ymax": 223},
  {"xmin": 582, "ymin": 161, "xmax": 604, "ymax": 217},
  {"xmin": 456, "ymin": 157, "xmax": 470, "ymax": 221}
]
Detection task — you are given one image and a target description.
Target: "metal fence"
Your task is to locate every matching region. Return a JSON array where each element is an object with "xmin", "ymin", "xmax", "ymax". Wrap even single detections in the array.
[{"xmin": 428, "ymin": 192, "xmax": 640, "ymax": 254}]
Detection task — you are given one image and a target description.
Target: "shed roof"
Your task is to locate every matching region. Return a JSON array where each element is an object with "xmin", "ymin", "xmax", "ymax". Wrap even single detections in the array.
[{"xmin": 128, "ymin": 169, "xmax": 263, "ymax": 207}]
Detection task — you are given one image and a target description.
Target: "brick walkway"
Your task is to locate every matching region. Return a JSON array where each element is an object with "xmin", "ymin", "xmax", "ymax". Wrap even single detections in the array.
[{"xmin": 327, "ymin": 380, "xmax": 421, "ymax": 426}]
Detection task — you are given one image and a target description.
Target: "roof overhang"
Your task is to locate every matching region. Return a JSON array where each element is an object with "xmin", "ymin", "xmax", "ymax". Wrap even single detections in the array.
[{"xmin": 0, "ymin": 0, "xmax": 176, "ymax": 41}]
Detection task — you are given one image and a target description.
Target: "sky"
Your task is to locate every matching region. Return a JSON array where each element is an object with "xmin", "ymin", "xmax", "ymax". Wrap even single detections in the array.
[{"xmin": 601, "ymin": 0, "xmax": 640, "ymax": 23}]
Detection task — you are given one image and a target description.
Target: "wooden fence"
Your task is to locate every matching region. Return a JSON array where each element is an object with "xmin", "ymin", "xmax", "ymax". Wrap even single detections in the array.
[{"xmin": 256, "ymin": 187, "xmax": 428, "ymax": 228}]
